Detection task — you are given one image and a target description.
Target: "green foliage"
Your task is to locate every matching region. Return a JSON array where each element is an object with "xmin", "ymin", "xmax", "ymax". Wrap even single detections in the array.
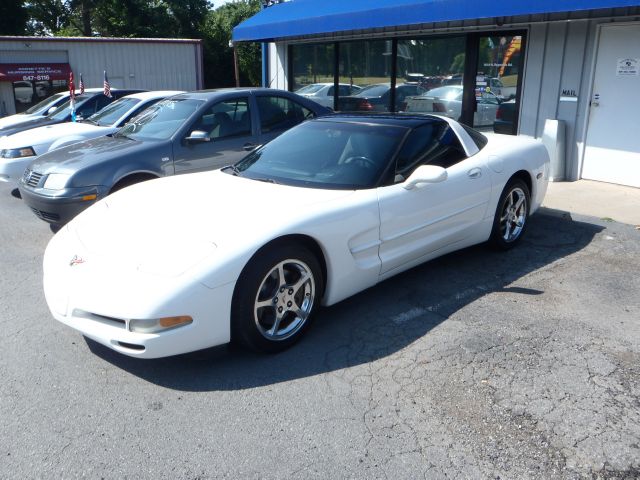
[
  {"xmin": 19, "ymin": 0, "xmax": 261, "ymax": 88},
  {"xmin": 1, "ymin": 0, "xmax": 29, "ymax": 35},
  {"xmin": 201, "ymin": 0, "xmax": 261, "ymax": 87}
]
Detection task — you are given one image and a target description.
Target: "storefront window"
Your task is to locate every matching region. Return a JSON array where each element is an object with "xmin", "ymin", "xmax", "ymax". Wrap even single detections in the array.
[
  {"xmin": 397, "ymin": 36, "xmax": 466, "ymax": 114},
  {"xmin": 12, "ymin": 79, "xmax": 68, "ymax": 114},
  {"xmin": 288, "ymin": 32, "xmax": 525, "ymax": 131},
  {"xmin": 338, "ymin": 40, "xmax": 394, "ymax": 112},
  {"xmin": 290, "ymin": 43, "xmax": 335, "ymax": 108},
  {"xmin": 476, "ymin": 34, "xmax": 523, "ymax": 134}
]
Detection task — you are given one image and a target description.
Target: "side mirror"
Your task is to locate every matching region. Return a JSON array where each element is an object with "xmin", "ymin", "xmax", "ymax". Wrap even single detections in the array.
[
  {"xmin": 403, "ymin": 165, "xmax": 448, "ymax": 190},
  {"xmin": 47, "ymin": 106, "xmax": 58, "ymax": 115},
  {"xmin": 185, "ymin": 130, "xmax": 210, "ymax": 143}
]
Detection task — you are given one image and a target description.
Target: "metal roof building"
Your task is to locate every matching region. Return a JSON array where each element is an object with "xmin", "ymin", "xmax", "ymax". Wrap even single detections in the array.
[{"xmin": 0, "ymin": 36, "xmax": 203, "ymax": 117}]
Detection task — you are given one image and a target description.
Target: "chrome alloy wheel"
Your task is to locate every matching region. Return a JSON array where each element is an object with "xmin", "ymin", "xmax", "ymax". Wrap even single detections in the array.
[
  {"xmin": 253, "ymin": 259, "xmax": 316, "ymax": 341},
  {"xmin": 499, "ymin": 187, "xmax": 528, "ymax": 243}
]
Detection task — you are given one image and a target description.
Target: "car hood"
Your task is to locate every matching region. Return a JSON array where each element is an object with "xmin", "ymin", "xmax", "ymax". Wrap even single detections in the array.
[
  {"xmin": 68, "ymin": 170, "xmax": 356, "ymax": 277},
  {"xmin": 0, "ymin": 113, "xmax": 37, "ymax": 130},
  {"xmin": 0, "ymin": 122, "xmax": 108, "ymax": 150},
  {"xmin": 0, "ymin": 116, "xmax": 60, "ymax": 137},
  {"xmin": 28, "ymin": 135, "xmax": 150, "ymax": 174}
]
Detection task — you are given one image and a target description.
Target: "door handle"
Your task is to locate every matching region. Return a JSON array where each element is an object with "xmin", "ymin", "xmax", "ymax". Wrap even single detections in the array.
[
  {"xmin": 243, "ymin": 143, "xmax": 257, "ymax": 151},
  {"xmin": 467, "ymin": 168, "xmax": 482, "ymax": 179}
]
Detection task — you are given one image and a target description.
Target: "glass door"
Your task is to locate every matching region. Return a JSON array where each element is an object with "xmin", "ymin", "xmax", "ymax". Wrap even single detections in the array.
[{"xmin": 474, "ymin": 33, "xmax": 525, "ymax": 134}]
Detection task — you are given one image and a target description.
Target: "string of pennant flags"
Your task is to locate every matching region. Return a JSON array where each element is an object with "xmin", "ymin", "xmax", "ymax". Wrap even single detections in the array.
[{"xmin": 68, "ymin": 70, "xmax": 112, "ymax": 122}]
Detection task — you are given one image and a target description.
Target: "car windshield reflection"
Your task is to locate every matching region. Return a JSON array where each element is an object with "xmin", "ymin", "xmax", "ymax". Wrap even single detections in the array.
[{"xmin": 233, "ymin": 120, "xmax": 406, "ymax": 190}]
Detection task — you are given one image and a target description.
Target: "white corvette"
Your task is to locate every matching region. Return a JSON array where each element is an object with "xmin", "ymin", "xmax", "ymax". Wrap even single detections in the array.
[{"xmin": 43, "ymin": 114, "xmax": 549, "ymax": 358}]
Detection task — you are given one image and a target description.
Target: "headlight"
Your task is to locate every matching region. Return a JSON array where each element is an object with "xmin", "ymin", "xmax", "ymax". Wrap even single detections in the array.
[
  {"xmin": 129, "ymin": 316, "xmax": 193, "ymax": 334},
  {"xmin": 43, "ymin": 173, "xmax": 72, "ymax": 190},
  {"xmin": 1, "ymin": 147, "xmax": 36, "ymax": 159}
]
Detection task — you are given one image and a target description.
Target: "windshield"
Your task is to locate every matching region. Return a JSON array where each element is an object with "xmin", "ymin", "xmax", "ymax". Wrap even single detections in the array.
[
  {"xmin": 424, "ymin": 86, "xmax": 462, "ymax": 100},
  {"xmin": 296, "ymin": 84, "xmax": 324, "ymax": 94},
  {"xmin": 48, "ymin": 95, "xmax": 93, "ymax": 120},
  {"xmin": 354, "ymin": 84, "xmax": 389, "ymax": 97},
  {"xmin": 233, "ymin": 120, "xmax": 406, "ymax": 189},
  {"xmin": 115, "ymin": 98, "xmax": 204, "ymax": 141},
  {"xmin": 87, "ymin": 97, "xmax": 140, "ymax": 126},
  {"xmin": 24, "ymin": 93, "xmax": 66, "ymax": 115}
]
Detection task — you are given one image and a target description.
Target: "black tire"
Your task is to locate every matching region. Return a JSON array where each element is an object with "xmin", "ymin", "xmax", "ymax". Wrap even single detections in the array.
[
  {"xmin": 489, "ymin": 178, "xmax": 531, "ymax": 250},
  {"xmin": 231, "ymin": 243, "xmax": 323, "ymax": 353}
]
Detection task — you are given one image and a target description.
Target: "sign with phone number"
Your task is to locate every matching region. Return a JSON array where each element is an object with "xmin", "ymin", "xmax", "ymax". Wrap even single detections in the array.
[
  {"xmin": 22, "ymin": 75, "xmax": 51, "ymax": 81},
  {"xmin": 0, "ymin": 63, "xmax": 70, "ymax": 82}
]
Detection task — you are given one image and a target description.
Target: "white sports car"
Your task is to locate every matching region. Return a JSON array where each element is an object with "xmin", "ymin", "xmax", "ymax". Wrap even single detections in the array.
[{"xmin": 43, "ymin": 114, "xmax": 549, "ymax": 358}]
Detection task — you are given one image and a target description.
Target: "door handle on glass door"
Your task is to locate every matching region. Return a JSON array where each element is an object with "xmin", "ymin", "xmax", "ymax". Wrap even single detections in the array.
[{"xmin": 468, "ymin": 168, "xmax": 482, "ymax": 179}]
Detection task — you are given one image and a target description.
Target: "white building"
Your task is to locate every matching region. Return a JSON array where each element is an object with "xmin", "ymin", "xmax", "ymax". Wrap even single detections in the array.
[
  {"xmin": 234, "ymin": 0, "xmax": 640, "ymax": 187},
  {"xmin": 0, "ymin": 36, "xmax": 203, "ymax": 117}
]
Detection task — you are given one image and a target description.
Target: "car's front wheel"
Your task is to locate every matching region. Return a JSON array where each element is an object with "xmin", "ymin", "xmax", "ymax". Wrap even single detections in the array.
[
  {"xmin": 232, "ymin": 244, "xmax": 323, "ymax": 353},
  {"xmin": 489, "ymin": 178, "xmax": 530, "ymax": 250}
]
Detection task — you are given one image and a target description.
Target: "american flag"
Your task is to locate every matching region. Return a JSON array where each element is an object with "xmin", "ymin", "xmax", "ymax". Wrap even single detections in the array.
[
  {"xmin": 103, "ymin": 70, "xmax": 112, "ymax": 97},
  {"xmin": 79, "ymin": 73, "xmax": 85, "ymax": 95}
]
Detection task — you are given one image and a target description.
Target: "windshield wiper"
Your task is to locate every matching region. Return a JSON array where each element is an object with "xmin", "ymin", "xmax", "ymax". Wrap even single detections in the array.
[
  {"xmin": 81, "ymin": 118, "xmax": 97, "ymax": 125},
  {"xmin": 255, "ymin": 177, "xmax": 278, "ymax": 184},
  {"xmin": 221, "ymin": 165, "xmax": 242, "ymax": 176}
]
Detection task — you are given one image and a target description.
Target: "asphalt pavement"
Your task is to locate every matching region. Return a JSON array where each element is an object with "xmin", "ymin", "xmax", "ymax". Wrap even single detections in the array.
[{"xmin": 1, "ymin": 181, "xmax": 639, "ymax": 479}]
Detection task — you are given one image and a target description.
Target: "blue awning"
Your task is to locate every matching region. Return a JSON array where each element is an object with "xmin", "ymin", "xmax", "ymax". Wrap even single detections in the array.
[{"xmin": 233, "ymin": 0, "xmax": 640, "ymax": 42}]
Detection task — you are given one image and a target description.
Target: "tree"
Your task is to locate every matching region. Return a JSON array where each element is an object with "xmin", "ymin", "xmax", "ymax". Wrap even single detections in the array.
[
  {"xmin": 201, "ymin": 0, "xmax": 261, "ymax": 87},
  {"xmin": 1, "ymin": 0, "xmax": 29, "ymax": 35}
]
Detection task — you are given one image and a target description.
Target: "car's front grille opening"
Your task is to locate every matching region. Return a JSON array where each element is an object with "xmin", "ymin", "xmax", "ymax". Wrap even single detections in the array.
[
  {"xmin": 23, "ymin": 170, "xmax": 43, "ymax": 187},
  {"xmin": 116, "ymin": 341, "xmax": 145, "ymax": 351},
  {"xmin": 29, "ymin": 207, "xmax": 60, "ymax": 222},
  {"xmin": 72, "ymin": 309, "xmax": 127, "ymax": 329}
]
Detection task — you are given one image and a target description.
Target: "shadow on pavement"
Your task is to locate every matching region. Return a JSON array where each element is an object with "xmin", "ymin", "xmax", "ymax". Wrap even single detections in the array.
[{"xmin": 86, "ymin": 208, "xmax": 603, "ymax": 391}]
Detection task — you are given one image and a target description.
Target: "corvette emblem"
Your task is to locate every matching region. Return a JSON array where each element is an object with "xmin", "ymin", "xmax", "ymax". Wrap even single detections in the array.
[{"xmin": 69, "ymin": 255, "xmax": 86, "ymax": 267}]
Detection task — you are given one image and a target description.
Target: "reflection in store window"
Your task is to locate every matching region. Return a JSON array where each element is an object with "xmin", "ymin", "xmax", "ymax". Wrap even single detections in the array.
[
  {"xmin": 12, "ymin": 79, "xmax": 68, "ymax": 114},
  {"xmin": 338, "ymin": 40, "xmax": 394, "ymax": 112},
  {"xmin": 478, "ymin": 35, "xmax": 522, "ymax": 134},
  {"xmin": 291, "ymin": 43, "xmax": 336, "ymax": 108}
]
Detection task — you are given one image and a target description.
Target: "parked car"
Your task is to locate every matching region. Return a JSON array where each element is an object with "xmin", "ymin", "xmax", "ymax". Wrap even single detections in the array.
[
  {"xmin": 0, "ymin": 88, "xmax": 146, "ymax": 138},
  {"xmin": 295, "ymin": 83, "xmax": 362, "ymax": 108},
  {"xmin": 0, "ymin": 91, "xmax": 183, "ymax": 186},
  {"xmin": 493, "ymin": 99, "xmax": 517, "ymax": 134},
  {"xmin": 0, "ymin": 92, "xmax": 70, "ymax": 132},
  {"xmin": 42, "ymin": 113, "xmax": 550, "ymax": 358},
  {"xmin": 338, "ymin": 83, "xmax": 426, "ymax": 112},
  {"xmin": 19, "ymin": 88, "xmax": 331, "ymax": 226},
  {"xmin": 404, "ymin": 85, "xmax": 501, "ymax": 127}
]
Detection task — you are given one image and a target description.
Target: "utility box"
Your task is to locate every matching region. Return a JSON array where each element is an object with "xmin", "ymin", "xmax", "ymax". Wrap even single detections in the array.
[{"xmin": 542, "ymin": 119, "xmax": 566, "ymax": 182}]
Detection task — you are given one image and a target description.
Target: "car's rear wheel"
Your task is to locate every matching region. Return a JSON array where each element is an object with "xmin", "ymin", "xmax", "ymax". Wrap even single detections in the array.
[
  {"xmin": 232, "ymin": 244, "xmax": 323, "ymax": 353},
  {"xmin": 489, "ymin": 178, "xmax": 530, "ymax": 250}
]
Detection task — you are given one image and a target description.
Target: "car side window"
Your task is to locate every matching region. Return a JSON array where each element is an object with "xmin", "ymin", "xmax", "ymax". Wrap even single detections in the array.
[
  {"xmin": 339, "ymin": 85, "xmax": 352, "ymax": 96},
  {"xmin": 257, "ymin": 96, "xmax": 315, "ymax": 134},
  {"xmin": 190, "ymin": 97, "xmax": 252, "ymax": 140},
  {"xmin": 394, "ymin": 122, "xmax": 467, "ymax": 181},
  {"xmin": 76, "ymin": 97, "xmax": 100, "ymax": 118}
]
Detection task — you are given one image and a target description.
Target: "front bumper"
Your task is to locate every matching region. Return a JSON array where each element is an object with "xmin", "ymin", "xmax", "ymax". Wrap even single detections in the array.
[
  {"xmin": 19, "ymin": 183, "xmax": 109, "ymax": 225},
  {"xmin": 43, "ymin": 229, "xmax": 234, "ymax": 358},
  {"xmin": 0, "ymin": 156, "xmax": 35, "ymax": 186}
]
